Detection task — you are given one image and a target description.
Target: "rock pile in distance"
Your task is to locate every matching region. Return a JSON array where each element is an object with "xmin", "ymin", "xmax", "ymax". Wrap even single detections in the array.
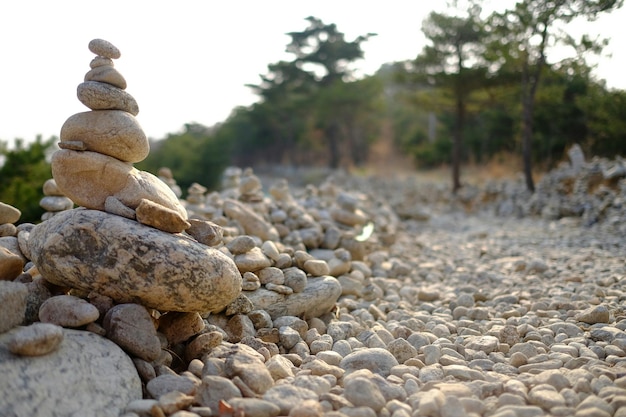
[{"xmin": 39, "ymin": 178, "xmax": 73, "ymax": 221}]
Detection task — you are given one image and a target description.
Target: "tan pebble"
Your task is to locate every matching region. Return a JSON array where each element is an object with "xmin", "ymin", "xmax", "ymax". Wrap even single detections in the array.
[
  {"xmin": 0, "ymin": 246, "xmax": 24, "ymax": 281},
  {"xmin": 88, "ymin": 38, "xmax": 121, "ymax": 59},
  {"xmin": 159, "ymin": 391, "xmax": 195, "ymax": 415},
  {"xmin": 77, "ymin": 81, "xmax": 139, "ymax": 115},
  {"xmin": 185, "ymin": 332, "xmax": 223, "ymax": 361},
  {"xmin": 84, "ymin": 65, "xmax": 127, "ymax": 89},
  {"xmin": 0, "ymin": 202, "xmax": 21, "ymax": 224},
  {"xmin": 289, "ymin": 399, "xmax": 324, "ymax": 417},
  {"xmin": 90, "ymin": 56, "xmax": 113, "ymax": 68},
  {"xmin": 159, "ymin": 312, "xmax": 205, "ymax": 346},
  {"xmin": 39, "ymin": 294, "xmax": 100, "ymax": 327},
  {"xmin": 186, "ymin": 219, "xmax": 223, "ymax": 246},
  {"xmin": 8, "ymin": 323, "xmax": 64, "ymax": 356},
  {"xmin": 0, "ymin": 223, "xmax": 17, "ymax": 237},
  {"xmin": 303, "ymin": 259, "xmax": 330, "ymax": 277},
  {"xmin": 135, "ymin": 198, "xmax": 190, "ymax": 233},
  {"xmin": 510, "ymin": 351, "xmax": 528, "ymax": 367},
  {"xmin": 42, "ymin": 179, "xmax": 63, "ymax": 196}
]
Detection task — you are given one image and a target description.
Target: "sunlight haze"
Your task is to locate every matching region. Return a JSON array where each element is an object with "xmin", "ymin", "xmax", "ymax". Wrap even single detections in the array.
[{"xmin": 1, "ymin": 0, "xmax": 624, "ymax": 145}]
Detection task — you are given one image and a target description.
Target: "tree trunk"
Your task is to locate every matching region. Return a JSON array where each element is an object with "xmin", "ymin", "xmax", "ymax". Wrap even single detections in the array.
[
  {"xmin": 452, "ymin": 95, "xmax": 464, "ymax": 194},
  {"xmin": 520, "ymin": 26, "xmax": 548, "ymax": 193},
  {"xmin": 521, "ymin": 88, "xmax": 535, "ymax": 193},
  {"xmin": 326, "ymin": 123, "xmax": 341, "ymax": 169}
]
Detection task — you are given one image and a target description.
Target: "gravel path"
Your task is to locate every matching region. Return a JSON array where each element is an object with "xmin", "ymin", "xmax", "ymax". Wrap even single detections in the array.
[
  {"xmin": 314, "ymin": 210, "xmax": 626, "ymax": 417},
  {"xmin": 6, "ymin": 170, "xmax": 626, "ymax": 417}
]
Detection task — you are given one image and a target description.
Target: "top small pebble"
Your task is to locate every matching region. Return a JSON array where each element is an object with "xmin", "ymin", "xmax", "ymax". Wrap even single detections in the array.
[{"xmin": 88, "ymin": 39, "xmax": 121, "ymax": 60}]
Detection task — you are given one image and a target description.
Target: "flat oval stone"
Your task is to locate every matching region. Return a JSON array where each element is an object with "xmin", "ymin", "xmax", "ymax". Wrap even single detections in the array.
[
  {"xmin": 84, "ymin": 65, "xmax": 127, "ymax": 89},
  {"xmin": 88, "ymin": 39, "xmax": 121, "ymax": 59},
  {"xmin": 39, "ymin": 196, "xmax": 74, "ymax": 212},
  {"xmin": 77, "ymin": 81, "xmax": 139, "ymax": 115},
  {"xmin": 51, "ymin": 149, "xmax": 187, "ymax": 224},
  {"xmin": 8, "ymin": 323, "xmax": 64, "ymax": 356},
  {"xmin": 103, "ymin": 304, "xmax": 161, "ymax": 361},
  {"xmin": 245, "ymin": 276, "xmax": 341, "ymax": 320},
  {"xmin": 0, "ymin": 202, "xmax": 21, "ymax": 224},
  {"xmin": 60, "ymin": 110, "xmax": 148, "ymax": 163},
  {"xmin": 42, "ymin": 179, "xmax": 63, "ymax": 196},
  {"xmin": 39, "ymin": 295, "xmax": 100, "ymax": 327},
  {"xmin": 28, "ymin": 209, "xmax": 242, "ymax": 313}
]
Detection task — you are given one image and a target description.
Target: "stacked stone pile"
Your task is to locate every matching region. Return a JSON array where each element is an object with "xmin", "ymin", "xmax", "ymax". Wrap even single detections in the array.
[
  {"xmin": 0, "ymin": 202, "xmax": 26, "ymax": 282},
  {"xmin": 39, "ymin": 178, "xmax": 74, "ymax": 220},
  {"xmin": 51, "ymin": 38, "xmax": 190, "ymax": 233},
  {"xmin": 324, "ymin": 145, "xmax": 626, "ymax": 232},
  {"xmin": 473, "ymin": 146, "xmax": 626, "ymax": 229}
]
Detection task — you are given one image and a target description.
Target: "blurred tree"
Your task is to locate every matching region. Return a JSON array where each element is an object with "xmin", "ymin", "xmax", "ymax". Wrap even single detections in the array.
[
  {"xmin": 405, "ymin": 2, "xmax": 489, "ymax": 193},
  {"xmin": 313, "ymin": 75, "xmax": 383, "ymax": 167},
  {"xmin": 579, "ymin": 83, "xmax": 626, "ymax": 157},
  {"xmin": 0, "ymin": 136, "xmax": 55, "ymax": 223},
  {"xmin": 137, "ymin": 123, "xmax": 229, "ymax": 193},
  {"xmin": 487, "ymin": 0, "xmax": 623, "ymax": 192},
  {"xmin": 249, "ymin": 16, "xmax": 377, "ymax": 169},
  {"xmin": 246, "ymin": 61, "xmax": 315, "ymax": 166}
]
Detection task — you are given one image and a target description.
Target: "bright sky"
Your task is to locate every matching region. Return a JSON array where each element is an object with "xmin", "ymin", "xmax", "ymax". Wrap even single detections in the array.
[{"xmin": 1, "ymin": 1, "xmax": 625, "ymax": 145}]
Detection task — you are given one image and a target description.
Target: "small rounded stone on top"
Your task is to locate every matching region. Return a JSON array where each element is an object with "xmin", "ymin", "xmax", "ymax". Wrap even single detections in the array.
[{"xmin": 88, "ymin": 39, "xmax": 121, "ymax": 59}]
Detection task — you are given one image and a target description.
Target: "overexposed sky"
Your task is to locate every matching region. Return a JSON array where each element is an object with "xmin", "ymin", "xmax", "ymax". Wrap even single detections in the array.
[{"xmin": 1, "ymin": 1, "xmax": 624, "ymax": 145}]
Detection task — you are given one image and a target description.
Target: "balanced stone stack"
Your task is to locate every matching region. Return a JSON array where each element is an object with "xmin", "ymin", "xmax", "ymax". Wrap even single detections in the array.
[
  {"xmin": 0, "ymin": 202, "xmax": 25, "ymax": 281},
  {"xmin": 27, "ymin": 39, "xmax": 242, "ymax": 314},
  {"xmin": 51, "ymin": 38, "xmax": 189, "ymax": 233},
  {"xmin": 39, "ymin": 178, "xmax": 73, "ymax": 221},
  {"xmin": 157, "ymin": 167, "xmax": 183, "ymax": 198}
]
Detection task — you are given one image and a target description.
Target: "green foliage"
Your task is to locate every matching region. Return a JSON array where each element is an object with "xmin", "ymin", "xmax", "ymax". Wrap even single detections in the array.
[
  {"xmin": 578, "ymin": 83, "xmax": 626, "ymax": 157},
  {"xmin": 0, "ymin": 136, "xmax": 55, "ymax": 224},
  {"xmin": 485, "ymin": 0, "xmax": 623, "ymax": 191},
  {"xmin": 246, "ymin": 16, "xmax": 380, "ymax": 169},
  {"xmin": 137, "ymin": 123, "xmax": 230, "ymax": 194},
  {"xmin": 402, "ymin": 4, "xmax": 490, "ymax": 191}
]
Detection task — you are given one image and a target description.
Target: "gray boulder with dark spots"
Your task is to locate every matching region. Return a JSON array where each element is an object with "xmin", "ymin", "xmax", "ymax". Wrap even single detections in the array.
[
  {"xmin": 0, "ymin": 328, "xmax": 141, "ymax": 417},
  {"xmin": 28, "ymin": 209, "xmax": 242, "ymax": 313}
]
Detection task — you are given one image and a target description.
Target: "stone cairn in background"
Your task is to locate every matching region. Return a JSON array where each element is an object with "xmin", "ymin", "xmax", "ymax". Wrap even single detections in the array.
[
  {"xmin": 473, "ymin": 144, "xmax": 626, "ymax": 227},
  {"xmin": 39, "ymin": 178, "xmax": 73, "ymax": 221}
]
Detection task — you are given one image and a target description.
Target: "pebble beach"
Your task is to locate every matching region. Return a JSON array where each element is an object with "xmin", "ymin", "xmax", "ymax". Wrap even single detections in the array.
[{"xmin": 1, "ymin": 38, "xmax": 626, "ymax": 417}]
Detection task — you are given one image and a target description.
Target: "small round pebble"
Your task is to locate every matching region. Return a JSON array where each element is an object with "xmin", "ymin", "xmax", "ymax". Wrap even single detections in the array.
[{"xmin": 8, "ymin": 323, "xmax": 64, "ymax": 356}]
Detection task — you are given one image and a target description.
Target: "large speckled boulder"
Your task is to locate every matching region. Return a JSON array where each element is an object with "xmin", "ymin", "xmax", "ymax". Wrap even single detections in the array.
[
  {"xmin": 28, "ymin": 209, "xmax": 242, "ymax": 313},
  {"xmin": 0, "ymin": 328, "xmax": 141, "ymax": 417}
]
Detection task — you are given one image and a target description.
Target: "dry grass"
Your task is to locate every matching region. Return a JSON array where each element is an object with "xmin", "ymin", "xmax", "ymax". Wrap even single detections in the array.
[{"xmin": 360, "ymin": 151, "xmax": 547, "ymax": 188}]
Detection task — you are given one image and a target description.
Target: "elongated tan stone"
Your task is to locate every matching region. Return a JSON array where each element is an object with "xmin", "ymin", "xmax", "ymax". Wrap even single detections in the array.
[
  {"xmin": 88, "ymin": 38, "xmax": 121, "ymax": 59},
  {"xmin": 77, "ymin": 81, "xmax": 139, "ymax": 115},
  {"xmin": 245, "ymin": 276, "xmax": 341, "ymax": 320},
  {"xmin": 28, "ymin": 209, "xmax": 242, "ymax": 313},
  {"xmin": 51, "ymin": 150, "xmax": 187, "ymax": 227},
  {"xmin": 223, "ymin": 199, "xmax": 279, "ymax": 242},
  {"xmin": 84, "ymin": 65, "xmax": 127, "ymax": 89},
  {"xmin": 60, "ymin": 110, "xmax": 148, "ymax": 163}
]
